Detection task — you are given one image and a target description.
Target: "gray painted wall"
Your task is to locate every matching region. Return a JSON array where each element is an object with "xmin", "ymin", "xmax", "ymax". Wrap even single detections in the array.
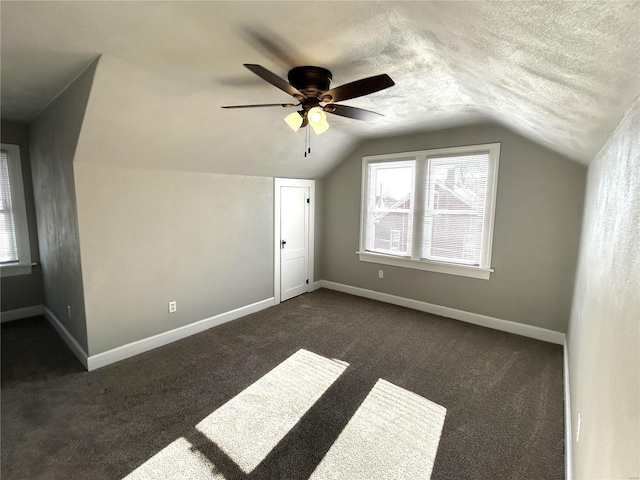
[
  {"xmin": 74, "ymin": 163, "xmax": 274, "ymax": 355},
  {"xmin": 28, "ymin": 60, "xmax": 98, "ymax": 352},
  {"xmin": 0, "ymin": 121, "xmax": 44, "ymax": 312},
  {"xmin": 322, "ymin": 124, "xmax": 586, "ymax": 332},
  {"xmin": 568, "ymin": 100, "xmax": 639, "ymax": 478},
  {"xmin": 23, "ymin": 52, "xmax": 315, "ymax": 359},
  {"xmin": 67, "ymin": 54, "xmax": 312, "ymax": 356},
  {"xmin": 314, "ymin": 178, "xmax": 324, "ymax": 282}
]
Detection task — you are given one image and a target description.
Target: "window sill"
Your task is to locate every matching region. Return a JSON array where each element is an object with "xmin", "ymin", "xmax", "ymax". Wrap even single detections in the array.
[
  {"xmin": 357, "ymin": 251, "xmax": 493, "ymax": 280},
  {"xmin": 1, "ymin": 262, "xmax": 36, "ymax": 277}
]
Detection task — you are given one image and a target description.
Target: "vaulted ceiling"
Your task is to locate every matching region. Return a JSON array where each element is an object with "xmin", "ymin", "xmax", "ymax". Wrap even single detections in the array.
[{"xmin": 2, "ymin": 1, "xmax": 638, "ymax": 177}]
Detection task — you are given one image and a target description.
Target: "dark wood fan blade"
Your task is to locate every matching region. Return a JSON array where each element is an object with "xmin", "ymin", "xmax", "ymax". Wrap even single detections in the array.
[
  {"xmin": 221, "ymin": 103, "xmax": 297, "ymax": 109},
  {"xmin": 244, "ymin": 64, "xmax": 307, "ymax": 100},
  {"xmin": 320, "ymin": 74, "xmax": 394, "ymax": 103},
  {"xmin": 323, "ymin": 104, "xmax": 384, "ymax": 121}
]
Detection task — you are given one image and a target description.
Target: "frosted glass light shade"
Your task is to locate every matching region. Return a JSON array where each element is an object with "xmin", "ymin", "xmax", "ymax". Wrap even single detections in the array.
[
  {"xmin": 284, "ymin": 111, "xmax": 303, "ymax": 132},
  {"xmin": 311, "ymin": 122, "xmax": 329, "ymax": 135},
  {"xmin": 308, "ymin": 107, "xmax": 329, "ymax": 135}
]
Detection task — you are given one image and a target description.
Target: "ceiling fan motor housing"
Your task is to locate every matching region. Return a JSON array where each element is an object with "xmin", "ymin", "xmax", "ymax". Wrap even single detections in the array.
[{"xmin": 288, "ymin": 66, "xmax": 332, "ymax": 101}]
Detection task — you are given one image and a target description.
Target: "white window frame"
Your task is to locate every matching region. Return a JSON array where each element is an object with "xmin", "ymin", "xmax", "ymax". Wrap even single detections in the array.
[
  {"xmin": 1, "ymin": 143, "xmax": 33, "ymax": 277},
  {"xmin": 358, "ymin": 143, "xmax": 500, "ymax": 280}
]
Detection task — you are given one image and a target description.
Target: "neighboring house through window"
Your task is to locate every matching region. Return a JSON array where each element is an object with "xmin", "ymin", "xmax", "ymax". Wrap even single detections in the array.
[
  {"xmin": 359, "ymin": 143, "xmax": 500, "ymax": 279},
  {"xmin": 1, "ymin": 143, "xmax": 33, "ymax": 277}
]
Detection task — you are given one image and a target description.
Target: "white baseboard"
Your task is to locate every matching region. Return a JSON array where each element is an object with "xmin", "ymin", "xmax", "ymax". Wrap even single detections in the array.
[
  {"xmin": 87, "ymin": 297, "xmax": 275, "ymax": 371},
  {"xmin": 320, "ymin": 280, "xmax": 566, "ymax": 345},
  {"xmin": 564, "ymin": 339, "xmax": 573, "ymax": 480},
  {"xmin": 310, "ymin": 280, "xmax": 323, "ymax": 292},
  {"xmin": 43, "ymin": 307, "xmax": 89, "ymax": 369},
  {"xmin": 1, "ymin": 305, "xmax": 44, "ymax": 323}
]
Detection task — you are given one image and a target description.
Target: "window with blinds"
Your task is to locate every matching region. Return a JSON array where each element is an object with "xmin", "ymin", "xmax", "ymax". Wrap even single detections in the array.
[
  {"xmin": 423, "ymin": 154, "xmax": 488, "ymax": 265},
  {"xmin": 0, "ymin": 143, "xmax": 32, "ymax": 275},
  {"xmin": 364, "ymin": 160, "xmax": 415, "ymax": 256},
  {"xmin": 0, "ymin": 150, "xmax": 19, "ymax": 263},
  {"xmin": 360, "ymin": 144, "xmax": 499, "ymax": 280}
]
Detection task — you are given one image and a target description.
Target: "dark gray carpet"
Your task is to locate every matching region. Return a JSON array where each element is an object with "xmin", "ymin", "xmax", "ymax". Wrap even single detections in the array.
[{"xmin": 1, "ymin": 289, "xmax": 564, "ymax": 479}]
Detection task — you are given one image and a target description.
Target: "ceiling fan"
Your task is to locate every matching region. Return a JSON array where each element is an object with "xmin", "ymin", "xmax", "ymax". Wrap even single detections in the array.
[{"xmin": 222, "ymin": 64, "xmax": 395, "ymax": 134}]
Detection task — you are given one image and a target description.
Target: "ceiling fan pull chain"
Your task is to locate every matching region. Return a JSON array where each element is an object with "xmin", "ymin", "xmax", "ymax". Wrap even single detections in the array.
[{"xmin": 304, "ymin": 126, "xmax": 311, "ymax": 158}]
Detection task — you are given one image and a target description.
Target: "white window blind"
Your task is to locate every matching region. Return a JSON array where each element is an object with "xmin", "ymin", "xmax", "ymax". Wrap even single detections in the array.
[
  {"xmin": 422, "ymin": 153, "xmax": 488, "ymax": 266},
  {"xmin": 0, "ymin": 150, "xmax": 19, "ymax": 263}
]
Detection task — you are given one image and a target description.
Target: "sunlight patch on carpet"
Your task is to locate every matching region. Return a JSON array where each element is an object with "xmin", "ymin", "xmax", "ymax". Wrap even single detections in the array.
[
  {"xmin": 196, "ymin": 348, "xmax": 348, "ymax": 473},
  {"xmin": 309, "ymin": 379, "xmax": 447, "ymax": 480},
  {"xmin": 122, "ymin": 437, "xmax": 225, "ymax": 480}
]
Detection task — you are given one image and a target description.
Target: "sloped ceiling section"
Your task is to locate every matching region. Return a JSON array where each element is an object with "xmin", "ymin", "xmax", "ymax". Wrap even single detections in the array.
[
  {"xmin": 75, "ymin": 54, "xmax": 357, "ymax": 178},
  {"xmin": 2, "ymin": 1, "xmax": 639, "ymax": 176}
]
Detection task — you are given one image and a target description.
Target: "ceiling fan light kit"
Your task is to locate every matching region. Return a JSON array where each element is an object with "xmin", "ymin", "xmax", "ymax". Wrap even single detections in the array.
[{"xmin": 222, "ymin": 64, "xmax": 395, "ymax": 136}]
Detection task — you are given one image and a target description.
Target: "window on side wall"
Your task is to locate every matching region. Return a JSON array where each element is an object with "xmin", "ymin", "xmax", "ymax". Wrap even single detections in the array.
[
  {"xmin": 359, "ymin": 143, "xmax": 500, "ymax": 280},
  {"xmin": 1, "ymin": 143, "xmax": 33, "ymax": 277}
]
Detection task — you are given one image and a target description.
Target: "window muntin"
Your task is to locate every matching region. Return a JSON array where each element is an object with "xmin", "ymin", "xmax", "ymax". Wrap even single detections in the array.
[{"xmin": 360, "ymin": 144, "xmax": 499, "ymax": 279}]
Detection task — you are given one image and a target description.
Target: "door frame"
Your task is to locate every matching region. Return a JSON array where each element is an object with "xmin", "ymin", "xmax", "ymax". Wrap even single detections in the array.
[{"xmin": 274, "ymin": 178, "xmax": 315, "ymax": 305}]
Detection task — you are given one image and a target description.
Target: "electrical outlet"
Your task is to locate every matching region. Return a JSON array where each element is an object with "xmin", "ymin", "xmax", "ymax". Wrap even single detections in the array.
[
  {"xmin": 378, "ymin": 270, "xmax": 384, "ymax": 279},
  {"xmin": 168, "ymin": 301, "xmax": 177, "ymax": 313},
  {"xmin": 67, "ymin": 305, "xmax": 72, "ymax": 319}
]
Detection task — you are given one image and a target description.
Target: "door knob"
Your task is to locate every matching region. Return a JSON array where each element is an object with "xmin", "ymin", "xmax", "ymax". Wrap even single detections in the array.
[{"xmin": 281, "ymin": 240, "xmax": 287, "ymax": 249}]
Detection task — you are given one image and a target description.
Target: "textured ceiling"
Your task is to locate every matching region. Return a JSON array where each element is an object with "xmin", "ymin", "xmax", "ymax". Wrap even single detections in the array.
[{"xmin": 1, "ymin": 1, "xmax": 638, "ymax": 175}]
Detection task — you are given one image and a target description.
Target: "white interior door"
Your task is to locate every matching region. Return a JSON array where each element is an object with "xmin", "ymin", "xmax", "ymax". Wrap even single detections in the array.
[
  {"xmin": 280, "ymin": 185, "xmax": 309, "ymax": 301},
  {"xmin": 275, "ymin": 178, "xmax": 314, "ymax": 304}
]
